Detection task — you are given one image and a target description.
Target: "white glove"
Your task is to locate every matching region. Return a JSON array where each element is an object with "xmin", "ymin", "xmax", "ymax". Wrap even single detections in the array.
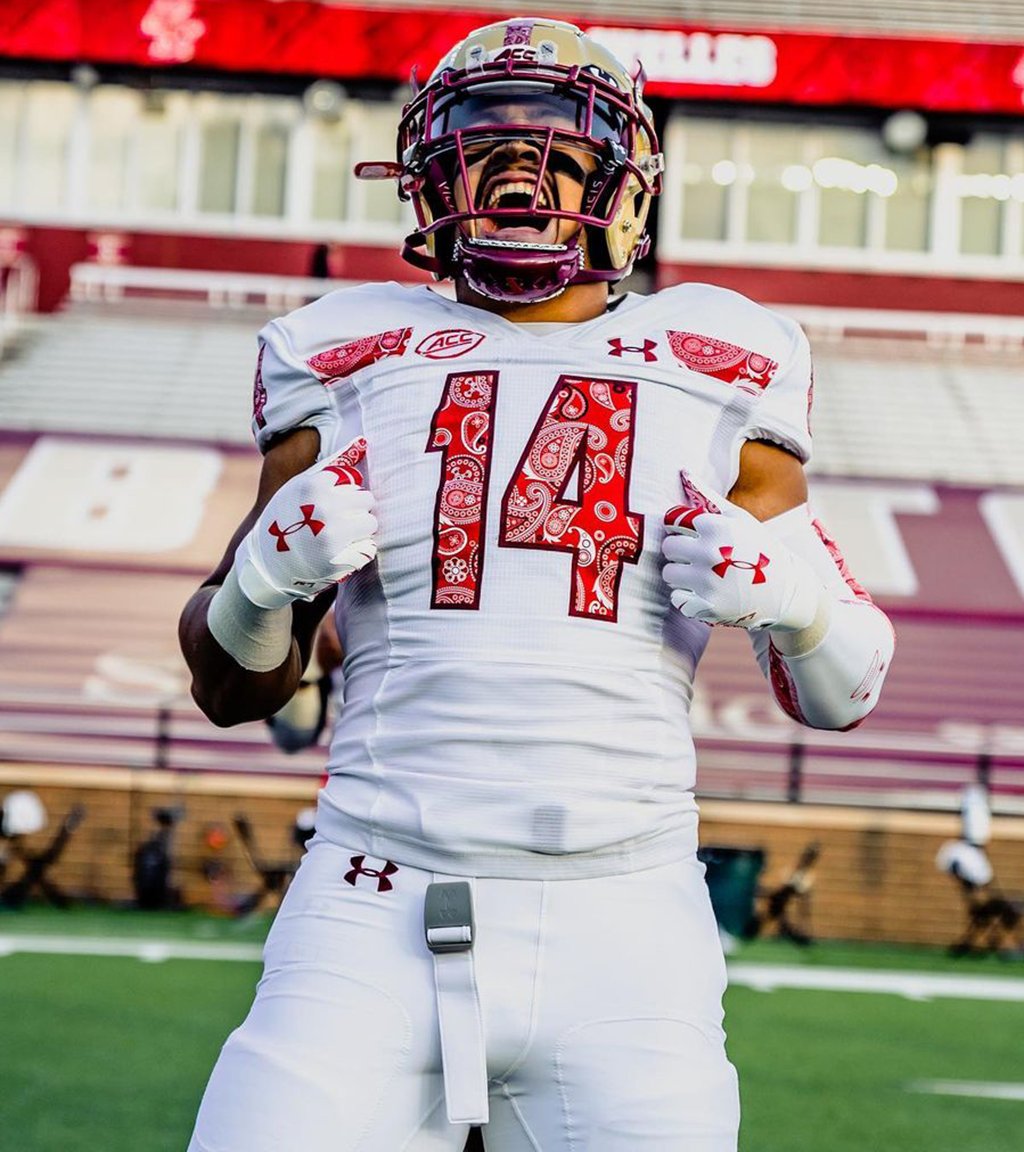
[
  {"xmin": 661, "ymin": 471, "xmax": 822, "ymax": 631},
  {"xmin": 235, "ymin": 438, "xmax": 377, "ymax": 610}
]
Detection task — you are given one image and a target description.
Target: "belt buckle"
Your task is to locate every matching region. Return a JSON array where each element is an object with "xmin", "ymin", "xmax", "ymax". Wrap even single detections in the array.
[{"xmin": 424, "ymin": 880, "xmax": 474, "ymax": 954}]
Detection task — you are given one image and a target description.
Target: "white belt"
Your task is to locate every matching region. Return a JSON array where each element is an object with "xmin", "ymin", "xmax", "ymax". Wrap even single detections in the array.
[{"xmin": 425, "ymin": 879, "xmax": 489, "ymax": 1125}]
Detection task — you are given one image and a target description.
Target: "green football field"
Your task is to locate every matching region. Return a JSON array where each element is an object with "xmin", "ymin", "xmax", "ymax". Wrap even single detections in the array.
[{"xmin": 1, "ymin": 908, "xmax": 1021, "ymax": 1151}]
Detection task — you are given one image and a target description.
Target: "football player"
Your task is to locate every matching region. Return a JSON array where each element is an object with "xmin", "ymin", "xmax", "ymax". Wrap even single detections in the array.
[{"xmin": 179, "ymin": 18, "xmax": 894, "ymax": 1151}]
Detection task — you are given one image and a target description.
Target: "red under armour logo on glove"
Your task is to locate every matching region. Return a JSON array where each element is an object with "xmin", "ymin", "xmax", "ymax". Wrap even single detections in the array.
[
  {"xmin": 712, "ymin": 546, "xmax": 771, "ymax": 584},
  {"xmin": 662, "ymin": 471, "xmax": 819, "ymax": 631},
  {"xmin": 268, "ymin": 504, "xmax": 325, "ymax": 552},
  {"xmin": 235, "ymin": 436, "xmax": 377, "ymax": 610}
]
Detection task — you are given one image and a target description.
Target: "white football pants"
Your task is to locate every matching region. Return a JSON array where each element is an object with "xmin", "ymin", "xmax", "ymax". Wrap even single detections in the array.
[{"xmin": 187, "ymin": 837, "xmax": 739, "ymax": 1151}]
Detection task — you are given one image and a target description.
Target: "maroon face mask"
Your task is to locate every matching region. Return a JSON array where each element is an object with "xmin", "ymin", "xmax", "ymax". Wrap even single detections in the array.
[{"xmin": 393, "ymin": 58, "xmax": 661, "ymax": 303}]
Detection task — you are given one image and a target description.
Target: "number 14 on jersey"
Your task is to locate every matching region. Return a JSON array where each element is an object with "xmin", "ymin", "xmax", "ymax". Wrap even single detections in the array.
[{"xmin": 426, "ymin": 371, "xmax": 644, "ymax": 622}]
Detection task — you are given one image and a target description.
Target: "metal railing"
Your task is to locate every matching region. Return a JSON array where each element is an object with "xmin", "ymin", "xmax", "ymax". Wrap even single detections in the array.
[
  {"xmin": 773, "ymin": 303, "xmax": 1024, "ymax": 351},
  {"xmin": 68, "ymin": 264, "xmax": 358, "ymax": 312},
  {"xmin": 0, "ymin": 691, "xmax": 1020, "ymax": 814},
  {"xmin": 65, "ymin": 264, "xmax": 1024, "ymax": 351},
  {"xmin": 0, "ymin": 258, "xmax": 38, "ymax": 358}
]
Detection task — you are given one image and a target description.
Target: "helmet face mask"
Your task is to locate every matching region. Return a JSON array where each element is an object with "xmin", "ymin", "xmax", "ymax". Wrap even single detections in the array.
[{"xmin": 382, "ymin": 20, "xmax": 663, "ymax": 303}]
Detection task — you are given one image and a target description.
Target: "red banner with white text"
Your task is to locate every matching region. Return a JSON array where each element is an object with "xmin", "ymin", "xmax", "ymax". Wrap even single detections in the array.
[{"xmin": 1, "ymin": 0, "xmax": 1024, "ymax": 113}]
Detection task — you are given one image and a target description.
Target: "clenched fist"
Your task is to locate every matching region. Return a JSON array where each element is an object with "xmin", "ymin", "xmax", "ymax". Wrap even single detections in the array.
[
  {"xmin": 235, "ymin": 438, "xmax": 378, "ymax": 610},
  {"xmin": 661, "ymin": 471, "xmax": 821, "ymax": 631}
]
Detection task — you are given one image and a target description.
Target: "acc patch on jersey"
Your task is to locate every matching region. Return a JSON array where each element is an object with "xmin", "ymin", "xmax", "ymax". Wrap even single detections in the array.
[
  {"xmin": 666, "ymin": 330, "xmax": 778, "ymax": 393},
  {"xmin": 306, "ymin": 327, "xmax": 413, "ymax": 382},
  {"xmin": 416, "ymin": 329, "xmax": 487, "ymax": 359}
]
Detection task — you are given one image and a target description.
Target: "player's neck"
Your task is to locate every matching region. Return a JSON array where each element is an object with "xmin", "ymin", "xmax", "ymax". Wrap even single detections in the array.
[{"xmin": 454, "ymin": 279, "xmax": 611, "ymax": 324}]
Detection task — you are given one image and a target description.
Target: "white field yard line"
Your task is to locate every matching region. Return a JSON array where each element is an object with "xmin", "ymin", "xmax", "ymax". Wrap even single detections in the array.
[
  {"xmin": 908, "ymin": 1081, "xmax": 1024, "ymax": 1101},
  {"xmin": 1, "ymin": 935, "xmax": 1023, "ymax": 1004},
  {"xmin": 0, "ymin": 934, "xmax": 264, "ymax": 963},
  {"xmin": 723, "ymin": 963, "xmax": 1024, "ymax": 1002}
]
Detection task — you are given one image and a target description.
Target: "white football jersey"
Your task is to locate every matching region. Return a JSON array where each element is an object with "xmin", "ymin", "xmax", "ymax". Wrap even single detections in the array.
[{"xmin": 253, "ymin": 281, "xmax": 813, "ymax": 878}]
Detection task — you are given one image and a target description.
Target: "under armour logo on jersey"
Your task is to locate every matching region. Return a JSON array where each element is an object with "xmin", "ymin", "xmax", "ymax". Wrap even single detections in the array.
[
  {"xmin": 344, "ymin": 855, "xmax": 399, "ymax": 892},
  {"xmin": 712, "ymin": 546, "xmax": 770, "ymax": 584},
  {"xmin": 268, "ymin": 504, "xmax": 325, "ymax": 552},
  {"xmin": 608, "ymin": 338, "xmax": 658, "ymax": 362}
]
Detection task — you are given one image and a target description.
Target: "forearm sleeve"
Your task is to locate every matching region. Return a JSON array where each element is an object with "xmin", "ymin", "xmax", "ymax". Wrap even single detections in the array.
[{"xmin": 749, "ymin": 506, "xmax": 895, "ymax": 730}]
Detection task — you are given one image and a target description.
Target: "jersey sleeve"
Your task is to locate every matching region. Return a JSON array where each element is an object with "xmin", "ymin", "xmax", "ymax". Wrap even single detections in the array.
[
  {"xmin": 741, "ymin": 318, "xmax": 814, "ymax": 463},
  {"xmin": 251, "ymin": 316, "xmax": 336, "ymax": 456}
]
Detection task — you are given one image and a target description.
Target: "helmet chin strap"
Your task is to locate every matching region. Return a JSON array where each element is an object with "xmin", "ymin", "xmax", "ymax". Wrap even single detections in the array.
[
  {"xmin": 401, "ymin": 227, "xmax": 627, "ymax": 303},
  {"xmin": 455, "ymin": 233, "xmax": 585, "ymax": 304}
]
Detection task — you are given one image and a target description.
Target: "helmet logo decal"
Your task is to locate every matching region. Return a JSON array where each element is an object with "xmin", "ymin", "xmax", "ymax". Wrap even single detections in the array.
[{"xmin": 503, "ymin": 21, "xmax": 534, "ymax": 46}]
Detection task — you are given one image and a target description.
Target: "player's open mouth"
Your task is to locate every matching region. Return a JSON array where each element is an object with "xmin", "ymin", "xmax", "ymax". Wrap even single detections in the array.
[{"xmin": 477, "ymin": 172, "xmax": 559, "ymax": 241}]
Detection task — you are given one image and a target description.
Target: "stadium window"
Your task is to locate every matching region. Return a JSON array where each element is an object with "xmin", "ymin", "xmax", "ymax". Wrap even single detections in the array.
[
  {"xmin": 197, "ymin": 98, "xmax": 242, "ymax": 215},
  {"xmin": 0, "ymin": 82, "xmax": 22, "ymax": 210},
  {"xmin": 351, "ymin": 103, "xmax": 405, "ymax": 226},
  {"xmin": 310, "ymin": 116, "xmax": 351, "ymax": 222},
  {"xmin": 813, "ymin": 126, "xmax": 896, "ymax": 249},
  {"xmin": 251, "ymin": 119, "xmax": 291, "ymax": 218},
  {"xmin": 745, "ymin": 122, "xmax": 803, "ymax": 245},
  {"xmin": 883, "ymin": 151, "xmax": 931, "ymax": 253},
  {"xmin": 958, "ymin": 133, "xmax": 1014, "ymax": 257},
  {"xmin": 1010, "ymin": 138, "xmax": 1024, "ymax": 261},
  {"xmin": 86, "ymin": 85, "xmax": 139, "ymax": 214},
  {"xmin": 135, "ymin": 90, "xmax": 187, "ymax": 214},
  {"xmin": 678, "ymin": 117, "xmax": 732, "ymax": 241},
  {"xmin": 18, "ymin": 82, "xmax": 77, "ymax": 213}
]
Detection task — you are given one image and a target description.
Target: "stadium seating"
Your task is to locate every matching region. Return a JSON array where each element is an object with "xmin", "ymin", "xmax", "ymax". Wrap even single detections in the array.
[
  {"xmin": 0, "ymin": 270, "xmax": 1021, "ymax": 935},
  {"xmin": 0, "ymin": 299, "xmax": 261, "ymax": 443},
  {"xmin": 2, "ymin": 271, "xmax": 1023, "ymax": 487},
  {"xmin": 0, "ymin": 259, "xmax": 38, "ymax": 359}
]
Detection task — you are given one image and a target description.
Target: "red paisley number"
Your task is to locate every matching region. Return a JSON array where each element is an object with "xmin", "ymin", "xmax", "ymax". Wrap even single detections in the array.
[
  {"xmin": 501, "ymin": 376, "xmax": 643, "ymax": 621},
  {"xmin": 426, "ymin": 371, "xmax": 499, "ymax": 608},
  {"xmin": 427, "ymin": 372, "xmax": 643, "ymax": 621}
]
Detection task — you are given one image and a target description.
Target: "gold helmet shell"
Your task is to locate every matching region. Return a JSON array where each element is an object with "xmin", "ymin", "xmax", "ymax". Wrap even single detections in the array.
[{"xmin": 392, "ymin": 18, "xmax": 663, "ymax": 299}]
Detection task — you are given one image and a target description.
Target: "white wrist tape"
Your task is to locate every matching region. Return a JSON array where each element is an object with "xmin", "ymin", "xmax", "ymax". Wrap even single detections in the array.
[
  {"xmin": 206, "ymin": 566, "xmax": 293, "ymax": 673},
  {"xmin": 751, "ymin": 506, "xmax": 895, "ymax": 730},
  {"xmin": 770, "ymin": 588, "xmax": 833, "ymax": 656}
]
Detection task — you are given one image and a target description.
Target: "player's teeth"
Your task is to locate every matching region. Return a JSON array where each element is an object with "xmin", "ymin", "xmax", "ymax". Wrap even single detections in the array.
[{"xmin": 486, "ymin": 181, "xmax": 549, "ymax": 209}]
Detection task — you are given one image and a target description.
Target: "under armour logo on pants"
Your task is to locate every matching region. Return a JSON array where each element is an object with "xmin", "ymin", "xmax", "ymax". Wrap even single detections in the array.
[{"xmin": 344, "ymin": 855, "xmax": 400, "ymax": 892}]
